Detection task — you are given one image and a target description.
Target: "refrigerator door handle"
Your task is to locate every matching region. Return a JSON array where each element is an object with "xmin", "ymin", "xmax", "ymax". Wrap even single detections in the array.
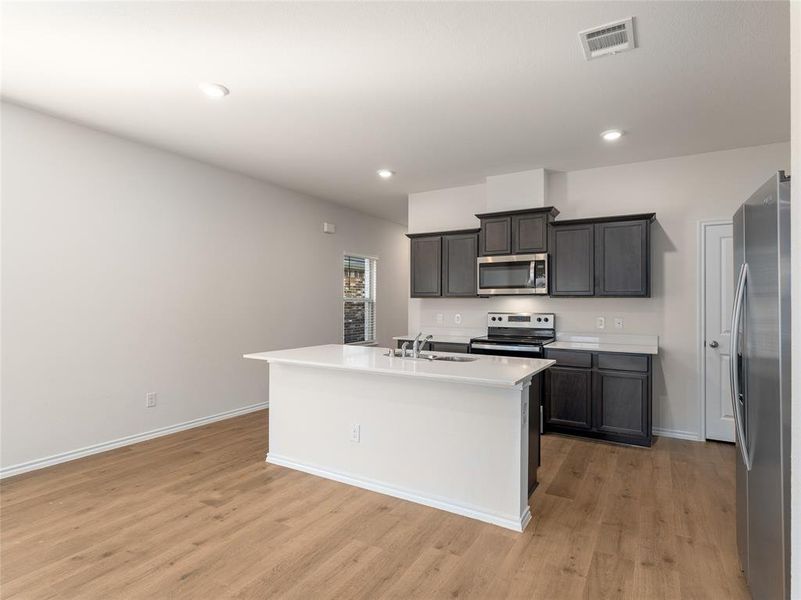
[{"xmin": 729, "ymin": 262, "xmax": 752, "ymax": 471}]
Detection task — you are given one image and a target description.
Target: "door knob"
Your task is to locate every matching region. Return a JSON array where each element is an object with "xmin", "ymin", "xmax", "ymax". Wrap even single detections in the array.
[{"xmin": 708, "ymin": 340, "xmax": 719, "ymax": 348}]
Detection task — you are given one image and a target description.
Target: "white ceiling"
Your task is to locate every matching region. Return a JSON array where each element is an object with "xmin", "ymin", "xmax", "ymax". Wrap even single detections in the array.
[{"xmin": 1, "ymin": 1, "xmax": 790, "ymax": 224}]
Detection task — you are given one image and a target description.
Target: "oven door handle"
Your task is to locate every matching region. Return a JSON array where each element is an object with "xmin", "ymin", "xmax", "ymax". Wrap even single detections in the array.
[{"xmin": 470, "ymin": 343, "xmax": 541, "ymax": 353}]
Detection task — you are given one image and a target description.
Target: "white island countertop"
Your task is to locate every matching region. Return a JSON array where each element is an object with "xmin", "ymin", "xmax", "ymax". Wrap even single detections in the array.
[{"xmin": 244, "ymin": 344, "xmax": 553, "ymax": 389}]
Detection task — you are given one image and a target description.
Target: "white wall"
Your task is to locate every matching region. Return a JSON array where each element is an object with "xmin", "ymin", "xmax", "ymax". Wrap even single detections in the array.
[
  {"xmin": 407, "ymin": 183, "xmax": 485, "ymax": 234},
  {"xmin": 485, "ymin": 169, "xmax": 547, "ymax": 212},
  {"xmin": 407, "ymin": 168, "xmax": 549, "ymax": 234},
  {"xmin": 408, "ymin": 142, "xmax": 790, "ymax": 439},
  {"xmin": 0, "ymin": 102, "xmax": 409, "ymax": 472}
]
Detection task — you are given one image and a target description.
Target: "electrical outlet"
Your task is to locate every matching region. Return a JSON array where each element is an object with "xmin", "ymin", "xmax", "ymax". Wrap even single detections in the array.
[
  {"xmin": 350, "ymin": 424, "xmax": 360, "ymax": 443},
  {"xmin": 454, "ymin": 313, "xmax": 462, "ymax": 325},
  {"xmin": 596, "ymin": 317, "xmax": 606, "ymax": 329},
  {"xmin": 146, "ymin": 392, "xmax": 157, "ymax": 408},
  {"xmin": 436, "ymin": 313, "xmax": 444, "ymax": 325},
  {"xmin": 614, "ymin": 318, "xmax": 624, "ymax": 329}
]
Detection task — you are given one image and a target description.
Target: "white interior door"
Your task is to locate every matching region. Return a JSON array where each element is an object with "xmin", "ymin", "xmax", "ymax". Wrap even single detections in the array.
[{"xmin": 703, "ymin": 222, "xmax": 735, "ymax": 442}]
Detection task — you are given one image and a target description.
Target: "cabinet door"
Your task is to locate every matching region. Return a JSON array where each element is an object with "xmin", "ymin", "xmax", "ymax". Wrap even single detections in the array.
[
  {"xmin": 544, "ymin": 367, "xmax": 592, "ymax": 429},
  {"xmin": 410, "ymin": 236, "xmax": 442, "ymax": 297},
  {"xmin": 549, "ymin": 224, "xmax": 594, "ymax": 296},
  {"xmin": 479, "ymin": 217, "xmax": 512, "ymax": 256},
  {"xmin": 593, "ymin": 370, "xmax": 649, "ymax": 440},
  {"xmin": 442, "ymin": 233, "xmax": 478, "ymax": 297},
  {"xmin": 512, "ymin": 213, "xmax": 548, "ymax": 254},
  {"xmin": 595, "ymin": 220, "xmax": 649, "ymax": 297}
]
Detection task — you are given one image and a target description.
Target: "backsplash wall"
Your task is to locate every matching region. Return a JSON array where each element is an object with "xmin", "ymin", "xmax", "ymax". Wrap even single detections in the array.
[{"xmin": 409, "ymin": 296, "xmax": 666, "ymax": 337}]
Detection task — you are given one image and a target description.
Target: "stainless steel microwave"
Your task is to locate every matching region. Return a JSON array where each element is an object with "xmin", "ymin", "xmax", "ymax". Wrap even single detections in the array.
[{"xmin": 476, "ymin": 253, "xmax": 548, "ymax": 295}]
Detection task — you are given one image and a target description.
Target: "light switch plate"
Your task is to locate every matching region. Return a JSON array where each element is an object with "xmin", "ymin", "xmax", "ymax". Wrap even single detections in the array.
[{"xmin": 596, "ymin": 317, "xmax": 605, "ymax": 329}]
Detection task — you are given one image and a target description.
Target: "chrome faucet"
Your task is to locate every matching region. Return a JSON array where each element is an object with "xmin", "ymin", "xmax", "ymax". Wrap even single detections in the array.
[
  {"xmin": 400, "ymin": 341, "xmax": 410, "ymax": 358},
  {"xmin": 412, "ymin": 333, "xmax": 433, "ymax": 358}
]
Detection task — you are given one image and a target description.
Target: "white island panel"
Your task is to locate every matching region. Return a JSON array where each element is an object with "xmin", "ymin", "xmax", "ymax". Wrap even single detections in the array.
[{"xmin": 247, "ymin": 345, "xmax": 553, "ymax": 530}]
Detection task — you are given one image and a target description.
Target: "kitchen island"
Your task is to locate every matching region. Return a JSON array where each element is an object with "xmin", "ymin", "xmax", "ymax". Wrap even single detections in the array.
[{"xmin": 244, "ymin": 344, "xmax": 553, "ymax": 531}]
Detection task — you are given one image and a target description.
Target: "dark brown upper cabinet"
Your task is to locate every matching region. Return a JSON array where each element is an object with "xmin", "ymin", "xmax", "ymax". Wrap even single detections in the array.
[
  {"xmin": 549, "ymin": 223, "xmax": 595, "ymax": 296},
  {"xmin": 478, "ymin": 216, "xmax": 511, "ymax": 256},
  {"xmin": 512, "ymin": 213, "xmax": 548, "ymax": 253},
  {"xmin": 442, "ymin": 231, "xmax": 479, "ymax": 297},
  {"xmin": 549, "ymin": 213, "xmax": 655, "ymax": 298},
  {"xmin": 408, "ymin": 234, "xmax": 442, "ymax": 297},
  {"xmin": 476, "ymin": 207, "xmax": 559, "ymax": 256},
  {"xmin": 595, "ymin": 220, "xmax": 650, "ymax": 296},
  {"xmin": 407, "ymin": 229, "xmax": 479, "ymax": 298}
]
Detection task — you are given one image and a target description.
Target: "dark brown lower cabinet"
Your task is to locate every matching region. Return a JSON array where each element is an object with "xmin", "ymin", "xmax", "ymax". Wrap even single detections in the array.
[
  {"xmin": 544, "ymin": 366, "xmax": 592, "ymax": 430},
  {"xmin": 594, "ymin": 370, "xmax": 649, "ymax": 439},
  {"xmin": 543, "ymin": 349, "xmax": 652, "ymax": 447}
]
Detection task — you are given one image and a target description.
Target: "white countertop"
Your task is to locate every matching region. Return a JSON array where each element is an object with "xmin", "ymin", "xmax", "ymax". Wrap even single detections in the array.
[
  {"xmin": 244, "ymin": 344, "xmax": 554, "ymax": 388},
  {"xmin": 546, "ymin": 332, "xmax": 659, "ymax": 355}
]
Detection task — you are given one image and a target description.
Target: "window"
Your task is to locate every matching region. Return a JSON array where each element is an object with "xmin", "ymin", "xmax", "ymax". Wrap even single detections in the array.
[{"xmin": 343, "ymin": 255, "xmax": 377, "ymax": 344}]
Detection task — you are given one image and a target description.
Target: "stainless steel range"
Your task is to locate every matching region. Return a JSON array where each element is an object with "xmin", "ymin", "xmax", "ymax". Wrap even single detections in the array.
[{"xmin": 469, "ymin": 312, "xmax": 555, "ymax": 358}]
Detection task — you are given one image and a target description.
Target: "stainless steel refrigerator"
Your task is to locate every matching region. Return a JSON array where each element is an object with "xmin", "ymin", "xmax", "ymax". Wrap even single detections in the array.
[{"xmin": 731, "ymin": 171, "xmax": 791, "ymax": 599}]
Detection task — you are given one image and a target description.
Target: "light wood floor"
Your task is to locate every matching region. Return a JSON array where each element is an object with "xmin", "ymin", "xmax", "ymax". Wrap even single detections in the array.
[{"xmin": 1, "ymin": 410, "xmax": 749, "ymax": 599}]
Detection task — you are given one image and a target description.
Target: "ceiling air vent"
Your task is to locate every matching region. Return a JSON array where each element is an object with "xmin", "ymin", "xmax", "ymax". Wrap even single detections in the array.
[{"xmin": 579, "ymin": 17, "xmax": 636, "ymax": 60}]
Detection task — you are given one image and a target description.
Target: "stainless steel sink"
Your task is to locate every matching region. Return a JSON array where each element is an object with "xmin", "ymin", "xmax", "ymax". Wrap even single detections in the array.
[{"xmin": 383, "ymin": 351, "xmax": 477, "ymax": 362}]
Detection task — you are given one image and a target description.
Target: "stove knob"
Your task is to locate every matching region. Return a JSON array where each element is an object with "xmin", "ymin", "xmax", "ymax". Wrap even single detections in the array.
[
  {"xmin": 491, "ymin": 317, "xmax": 496, "ymax": 321},
  {"xmin": 544, "ymin": 317, "xmax": 549, "ymax": 322},
  {"xmin": 536, "ymin": 317, "xmax": 542, "ymax": 322}
]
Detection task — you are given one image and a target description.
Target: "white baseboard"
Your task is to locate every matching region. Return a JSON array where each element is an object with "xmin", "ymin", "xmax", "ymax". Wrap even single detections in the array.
[
  {"xmin": 266, "ymin": 452, "xmax": 528, "ymax": 532},
  {"xmin": 0, "ymin": 402, "xmax": 269, "ymax": 479},
  {"xmin": 653, "ymin": 427, "xmax": 702, "ymax": 442}
]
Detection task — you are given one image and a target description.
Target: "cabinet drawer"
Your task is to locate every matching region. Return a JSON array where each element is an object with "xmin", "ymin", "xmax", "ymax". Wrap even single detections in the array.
[
  {"xmin": 544, "ymin": 349, "xmax": 592, "ymax": 368},
  {"xmin": 596, "ymin": 353, "xmax": 649, "ymax": 373}
]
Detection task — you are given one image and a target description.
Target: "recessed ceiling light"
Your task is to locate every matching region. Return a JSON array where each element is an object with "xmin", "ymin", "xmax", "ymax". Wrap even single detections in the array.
[
  {"xmin": 199, "ymin": 83, "xmax": 230, "ymax": 99},
  {"xmin": 601, "ymin": 129, "xmax": 623, "ymax": 142},
  {"xmin": 377, "ymin": 169, "xmax": 394, "ymax": 179}
]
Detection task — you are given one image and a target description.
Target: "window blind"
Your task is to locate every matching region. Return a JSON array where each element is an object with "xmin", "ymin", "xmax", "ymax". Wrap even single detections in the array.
[{"xmin": 343, "ymin": 255, "xmax": 377, "ymax": 344}]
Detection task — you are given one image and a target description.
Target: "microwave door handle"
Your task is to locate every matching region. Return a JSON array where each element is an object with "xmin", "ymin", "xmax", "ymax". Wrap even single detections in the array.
[
  {"xmin": 729, "ymin": 262, "xmax": 751, "ymax": 471},
  {"xmin": 528, "ymin": 261, "xmax": 535, "ymax": 288}
]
